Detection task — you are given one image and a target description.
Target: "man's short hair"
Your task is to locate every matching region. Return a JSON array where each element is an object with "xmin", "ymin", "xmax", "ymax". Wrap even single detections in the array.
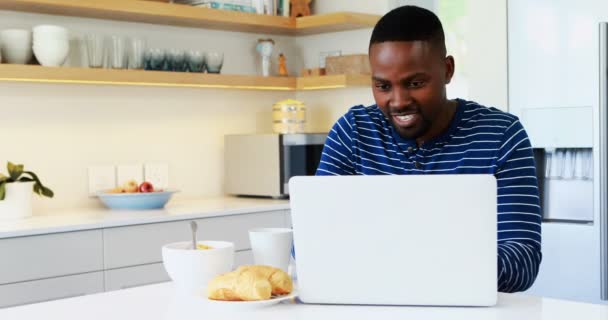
[{"xmin": 369, "ymin": 5, "xmax": 446, "ymax": 56}]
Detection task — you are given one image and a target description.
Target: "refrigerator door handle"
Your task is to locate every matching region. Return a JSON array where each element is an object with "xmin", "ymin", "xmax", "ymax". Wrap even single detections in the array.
[{"xmin": 600, "ymin": 22, "xmax": 608, "ymax": 301}]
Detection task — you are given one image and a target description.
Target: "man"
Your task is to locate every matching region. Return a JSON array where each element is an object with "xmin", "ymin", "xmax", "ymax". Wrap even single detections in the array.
[{"xmin": 316, "ymin": 6, "xmax": 542, "ymax": 293}]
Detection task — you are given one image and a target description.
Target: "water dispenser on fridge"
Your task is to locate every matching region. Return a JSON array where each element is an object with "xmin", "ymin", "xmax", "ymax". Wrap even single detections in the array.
[{"xmin": 523, "ymin": 106, "xmax": 594, "ymax": 222}]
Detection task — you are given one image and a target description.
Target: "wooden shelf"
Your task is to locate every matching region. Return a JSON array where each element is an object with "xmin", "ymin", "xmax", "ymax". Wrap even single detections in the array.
[
  {"xmin": 0, "ymin": 0, "xmax": 379, "ymax": 35},
  {"xmin": 0, "ymin": 64, "xmax": 296, "ymax": 90},
  {"xmin": 297, "ymin": 74, "xmax": 371, "ymax": 90},
  {"xmin": 296, "ymin": 12, "xmax": 379, "ymax": 35},
  {"xmin": 0, "ymin": 65, "xmax": 370, "ymax": 91}
]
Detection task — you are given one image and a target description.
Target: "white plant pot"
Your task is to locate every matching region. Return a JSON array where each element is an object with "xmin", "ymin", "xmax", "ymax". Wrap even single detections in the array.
[{"xmin": 0, "ymin": 181, "xmax": 34, "ymax": 220}]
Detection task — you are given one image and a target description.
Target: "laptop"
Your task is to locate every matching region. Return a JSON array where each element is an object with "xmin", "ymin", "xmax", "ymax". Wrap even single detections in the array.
[{"xmin": 288, "ymin": 174, "xmax": 497, "ymax": 306}]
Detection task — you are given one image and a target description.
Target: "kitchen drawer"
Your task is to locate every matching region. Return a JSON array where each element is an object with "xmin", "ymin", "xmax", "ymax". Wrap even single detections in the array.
[
  {"xmin": 103, "ymin": 210, "xmax": 288, "ymax": 269},
  {"xmin": 105, "ymin": 263, "xmax": 170, "ymax": 292},
  {"xmin": 0, "ymin": 271, "xmax": 104, "ymax": 308},
  {"xmin": 235, "ymin": 250, "xmax": 253, "ymax": 267},
  {"xmin": 0, "ymin": 230, "xmax": 103, "ymax": 285},
  {"xmin": 104, "ymin": 250, "xmax": 253, "ymax": 292}
]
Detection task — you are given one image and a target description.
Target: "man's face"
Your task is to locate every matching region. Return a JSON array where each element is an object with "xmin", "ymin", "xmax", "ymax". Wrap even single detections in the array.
[{"xmin": 369, "ymin": 41, "xmax": 454, "ymax": 142}]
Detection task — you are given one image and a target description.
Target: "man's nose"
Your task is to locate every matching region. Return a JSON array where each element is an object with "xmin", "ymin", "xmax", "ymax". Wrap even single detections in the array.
[{"xmin": 389, "ymin": 88, "xmax": 411, "ymax": 108}]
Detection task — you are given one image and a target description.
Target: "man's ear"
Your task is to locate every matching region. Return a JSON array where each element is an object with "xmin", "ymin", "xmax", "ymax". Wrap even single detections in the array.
[{"xmin": 444, "ymin": 55, "xmax": 455, "ymax": 84}]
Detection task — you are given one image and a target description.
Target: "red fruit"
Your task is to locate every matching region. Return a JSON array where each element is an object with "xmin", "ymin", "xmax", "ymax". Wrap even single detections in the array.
[{"xmin": 138, "ymin": 181, "xmax": 155, "ymax": 193}]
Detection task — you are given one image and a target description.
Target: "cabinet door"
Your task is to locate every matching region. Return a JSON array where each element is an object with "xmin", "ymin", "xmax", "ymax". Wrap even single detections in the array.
[
  {"xmin": 235, "ymin": 250, "xmax": 253, "ymax": 267},
  {"xmin": 0, "ymin": 230, "xmax": 103, "ymax": 285},
  {"xmin": 103, "ymin": 210, "xmax": 288, "ymax": 269},
  {"xmin": 0, "ymin": 272, "xmax": 104, "ymax": 308},
  {"xmin": 104, "ymin": 263, "xmax": 170, "ymax": 292},
  {"xmin": 104, "ymin": 250, "xmax": 254, "ymax": 292}
]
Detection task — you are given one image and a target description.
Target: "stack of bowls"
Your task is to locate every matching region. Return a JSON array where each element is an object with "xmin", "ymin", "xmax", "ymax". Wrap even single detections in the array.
[
  {"xmin": 32, "ymin": 25, "xmax": 69, "ymax": 67},
  {"xmin": 0, "ymin": 29, "xmax": 33, "ymax": 64}
]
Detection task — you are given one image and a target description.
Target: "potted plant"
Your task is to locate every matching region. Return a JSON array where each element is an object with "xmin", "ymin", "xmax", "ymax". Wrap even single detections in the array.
[{"xmin": 0, "ymin": 162, "xmax": 54, "ymax": 219}]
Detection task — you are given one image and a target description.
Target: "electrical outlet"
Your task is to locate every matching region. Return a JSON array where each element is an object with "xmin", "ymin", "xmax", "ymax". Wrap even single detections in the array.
[
  {"xmin": 88, "ymin": 165, "xmax": 116, "ymax": 197},
  {"xmin": 319, "ymin": 50, "xmax": 341, "ymax": 68},
  {"xmin": 144, "ymin": 163, "xmax": 169, "ymax": 190},
  {"xmin": 116, "ymin": 164, "xmax": 144, "ymax": 186}
]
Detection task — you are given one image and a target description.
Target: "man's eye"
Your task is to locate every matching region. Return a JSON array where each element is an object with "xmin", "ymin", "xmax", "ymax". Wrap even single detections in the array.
[
  {"xmin": 408, "ymin": 80, "xmax": 425, "ymax": 88},
  {"xmin": 375, "ymin": 83, "xmax": 391, "ymax": 91}
]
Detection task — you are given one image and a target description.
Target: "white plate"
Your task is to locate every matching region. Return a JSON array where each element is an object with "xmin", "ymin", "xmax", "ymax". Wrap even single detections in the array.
[{"xmin": 205, "ymin": 291, "xmax": 298, "ymax": 310}]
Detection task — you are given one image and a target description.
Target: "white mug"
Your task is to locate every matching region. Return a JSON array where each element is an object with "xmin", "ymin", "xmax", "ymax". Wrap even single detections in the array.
[{"xmin": 248, "ymin": 228, "xmax": 293, "ymax": 272}]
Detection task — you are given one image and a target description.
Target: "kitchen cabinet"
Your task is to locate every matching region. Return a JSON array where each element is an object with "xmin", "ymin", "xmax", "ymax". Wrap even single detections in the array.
[
  {"xmin": 104, "ymin": 263, "xmax": 169, "ymax": 292},
  {"xmin": 103, "ymin": 250, "xmax": 254, "ymax": 292},
  {"xmin": 0, "ymin": 208, "xmax": 288, "ymax": 307},
  {"xmin": 0, "ymin": 230, "xmax": 103, "ymax": 285},
  {"xmin": 0, "ymin": 272, "xmax": 104, "ymax": 308},
  {"xmin": 103, "ymin": 211, "xmax": 287, "ymax": 269}
]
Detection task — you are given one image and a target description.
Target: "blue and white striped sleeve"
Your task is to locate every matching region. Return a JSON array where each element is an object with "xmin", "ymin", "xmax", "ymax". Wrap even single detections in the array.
[
  {"xmin": 316, "ymin": 113, "xmax": 356, "ymax": 176},
  {"xmin": 494, "ymin": 119, "xmax": 542, "ymax": 293}
]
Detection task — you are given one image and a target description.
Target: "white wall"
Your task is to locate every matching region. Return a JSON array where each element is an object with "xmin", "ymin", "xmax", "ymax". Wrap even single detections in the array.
[
  {"xmin": 0, "ymin": 11, "xmax": 294, "ymax": 213},
  {"xmin": 0, "ymin": 1, "xmax": 509, "ymax": 214}
]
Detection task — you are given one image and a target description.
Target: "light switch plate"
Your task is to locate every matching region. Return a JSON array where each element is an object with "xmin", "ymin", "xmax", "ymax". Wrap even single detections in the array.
[
  {"xmin": 116, "ymin": 164, "xmax": 144, "ymax": 186},
  {"xmin": 144, "ymin": 163, "xmax": 169, "ymax": 190},
  {"xmin": 88, "ymin": 165, "xmax": 116, "ymax": 197}
]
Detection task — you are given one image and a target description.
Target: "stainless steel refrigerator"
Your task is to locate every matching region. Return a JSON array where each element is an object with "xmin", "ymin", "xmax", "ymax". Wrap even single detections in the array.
[{"xmin": 508, "ymin": 0, "xmax": 607, "ymax": 303}]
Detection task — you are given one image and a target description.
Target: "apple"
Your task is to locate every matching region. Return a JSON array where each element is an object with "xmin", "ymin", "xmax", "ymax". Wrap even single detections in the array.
[
  {"xmin": 123, "ymin": 180, "xmax": 139, "ymax": 193},
  {"xmin": 138, "ymin": 181, "xmax": 155, "ymax": 193}
]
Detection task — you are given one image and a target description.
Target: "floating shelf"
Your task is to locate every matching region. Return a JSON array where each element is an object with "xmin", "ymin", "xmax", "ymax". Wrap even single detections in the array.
[
  {"xmin": 0, "ymin": 0, "xmax": 379, "ymax": 35},
  {"xmin": 0, "ymin": 64, "xmax": 295, "ymax": 90},
  {"xmin": 297, "ymin": 74, "xmax": 371, "ymax": 90},
  {"xmin": 0, "ymin": 65, "xmax": 370, "ymax": 91}
]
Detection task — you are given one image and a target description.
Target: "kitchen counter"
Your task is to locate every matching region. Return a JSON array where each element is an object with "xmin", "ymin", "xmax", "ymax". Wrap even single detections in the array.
[
  {"xmin": 0, "ymin": 282, "xmax": 606, "ymax": 320},
  {"xmin": 0, "ymin": 197, "xmax": 289, "ymax": 238}
]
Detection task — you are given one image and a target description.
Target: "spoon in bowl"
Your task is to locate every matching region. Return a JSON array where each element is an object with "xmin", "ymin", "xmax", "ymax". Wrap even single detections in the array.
[{"xmin": 190, "ymin": 221, "xmax": 198, "ymax": 250}]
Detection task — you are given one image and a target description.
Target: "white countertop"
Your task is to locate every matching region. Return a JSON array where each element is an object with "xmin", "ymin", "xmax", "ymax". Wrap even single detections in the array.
[
  {"xmin": 0, "ymin": 197, "xmax": 289, "ymax": 239},
  {"xmin": 0, "ymin": 282, "xmax": 606, "ymax": 320}
]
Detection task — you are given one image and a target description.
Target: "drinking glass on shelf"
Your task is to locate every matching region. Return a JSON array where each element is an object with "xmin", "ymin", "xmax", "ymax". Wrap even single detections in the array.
[
  {"xmin": 167, "ymin": 48, "xmax": 186, "ymax": 72},
  {"xmin": 186, "ymin": 50, "xmax": 205, "ymax": 72},
  {"xmin": 127, "ymin": 38, "xmax": 146, "ymax": 69},
  {"xmin": 145, "ymin": 48, "xmax": 165, "ymax": 71},
  {"xmin": 85, "ymin": 34, "xmax": 104, "ymax": 68},
  {"xmin": 205, "ymin": 52, "xmax": 224, "ymax": 74},
  {"xmin": 110, "ymin": 35, "xmax": 126, "ymax": 69}
]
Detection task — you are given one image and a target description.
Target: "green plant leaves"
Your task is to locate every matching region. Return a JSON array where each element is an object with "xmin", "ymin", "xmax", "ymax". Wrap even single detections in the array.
[
  {"xmin": 7, "ymin": 162, "xmax": 23, "ymax": 181},
  {"xmin": 24, "ymin": 171, "xmax": 54, "ymax": 198},
  {"xmin": 0, "ymin": 163, "xmax": 54, "ymax": 200}
]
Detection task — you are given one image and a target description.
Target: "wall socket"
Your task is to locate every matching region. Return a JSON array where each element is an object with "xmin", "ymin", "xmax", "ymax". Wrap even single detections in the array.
[
  {"xmin": 144, "ymin": 163, "xmax": 169, "ymax": 190},
  {"xmin": 116, "ymin": 164, "xmax": 144, "ymax": 186},
  {"xmin": 88, "ymin": 165, "xmax": 116, "ymax": 197}
]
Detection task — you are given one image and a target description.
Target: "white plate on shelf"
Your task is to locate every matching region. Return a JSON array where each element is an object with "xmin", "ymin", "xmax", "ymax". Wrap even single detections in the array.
[{"xmin": 205, "ymin": 291, "xmax": 298, "ymax": 310}]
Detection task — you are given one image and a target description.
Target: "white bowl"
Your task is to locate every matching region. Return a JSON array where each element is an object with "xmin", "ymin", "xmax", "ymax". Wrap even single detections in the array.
[
  {"xmin": 162, "ymin": 240, "xmax": 234, "ymax": 295},
  {"xmin": 33, "ymin": 25, "xmax": 68, "ymax": 37},
  {"xmin": 33, "ymin": 41, "xmax": 69, "ymax": 66},
  {"xmin": 0, "ymin": 29, "xmax": 33, "ymax": 64}
]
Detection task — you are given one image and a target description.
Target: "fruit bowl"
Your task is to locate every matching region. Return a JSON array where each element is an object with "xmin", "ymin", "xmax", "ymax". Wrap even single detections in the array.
[{"xmin": 96, "ymin": 189, "xmax": 178, "ymax": 210}]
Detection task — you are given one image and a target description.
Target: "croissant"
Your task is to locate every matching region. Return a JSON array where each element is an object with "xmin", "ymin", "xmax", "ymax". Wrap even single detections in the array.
[{"xmin": 207, "ymin": 265, "xmax": 293, "ymax": 301}]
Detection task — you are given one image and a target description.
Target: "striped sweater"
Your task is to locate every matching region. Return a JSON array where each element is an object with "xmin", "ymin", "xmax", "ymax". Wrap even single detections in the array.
[{"xmin": 316, "ymin": 99, "xmax": 542, "ymax": 293}]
